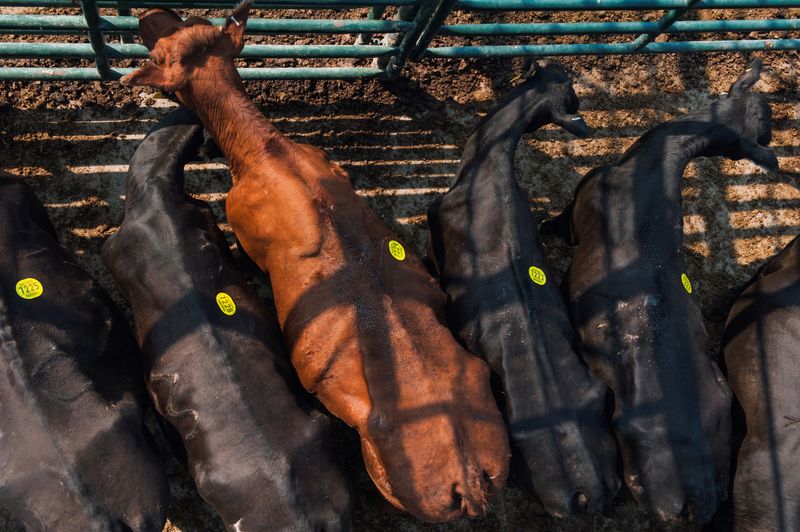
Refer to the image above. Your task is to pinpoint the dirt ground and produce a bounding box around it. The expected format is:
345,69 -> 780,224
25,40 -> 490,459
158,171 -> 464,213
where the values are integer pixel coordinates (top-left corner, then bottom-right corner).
1,5 -> 799,532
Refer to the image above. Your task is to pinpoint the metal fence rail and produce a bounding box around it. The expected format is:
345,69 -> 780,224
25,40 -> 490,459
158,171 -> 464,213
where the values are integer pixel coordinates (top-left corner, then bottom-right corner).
0,0 -> 798,81
431,0 -> 800,58
0,0 -> 429,80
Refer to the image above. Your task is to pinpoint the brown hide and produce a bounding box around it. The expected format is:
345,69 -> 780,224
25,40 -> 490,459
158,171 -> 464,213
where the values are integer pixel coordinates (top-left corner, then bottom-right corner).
122,3 -> 510,523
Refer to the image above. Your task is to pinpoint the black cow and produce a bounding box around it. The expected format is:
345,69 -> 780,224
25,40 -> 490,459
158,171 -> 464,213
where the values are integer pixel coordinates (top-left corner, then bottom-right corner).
426,63 -> 620,517
101,108 -> 352,531
715,235 -> 800,532
540,60 -> 777,523
0,175 -> 168,531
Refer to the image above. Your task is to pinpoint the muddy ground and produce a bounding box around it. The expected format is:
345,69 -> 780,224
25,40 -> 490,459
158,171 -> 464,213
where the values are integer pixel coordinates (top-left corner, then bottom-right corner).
1,4 -> 799,532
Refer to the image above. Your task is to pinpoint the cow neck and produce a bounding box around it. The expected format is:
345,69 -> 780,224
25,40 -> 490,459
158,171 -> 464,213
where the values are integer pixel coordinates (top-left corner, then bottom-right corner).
187,72 -> 287,183
124,122 -> 201,212
618,108 -> 741,202
453,81 -> 549,189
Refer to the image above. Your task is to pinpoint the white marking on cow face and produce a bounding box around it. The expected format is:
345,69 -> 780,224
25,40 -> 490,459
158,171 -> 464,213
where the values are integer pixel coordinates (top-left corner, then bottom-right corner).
623,333 -> 639,343
184,410 -> 200,440
232,518 -> 244,532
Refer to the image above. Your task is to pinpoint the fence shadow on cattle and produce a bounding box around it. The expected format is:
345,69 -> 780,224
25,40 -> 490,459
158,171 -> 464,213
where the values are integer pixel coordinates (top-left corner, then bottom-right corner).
710,238 -> 800,532
0,74 -> 798,531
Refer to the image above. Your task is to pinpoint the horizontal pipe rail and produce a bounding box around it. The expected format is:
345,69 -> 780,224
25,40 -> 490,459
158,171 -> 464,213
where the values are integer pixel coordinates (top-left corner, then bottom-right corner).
0,66 -> 386,80
0,0 -> 417,6
0,0 -> 798,80
455,0 -> 800,8
440,19 -> 800,36
10,0 -> 791,6
628,0 -> 701,51
0,15 -> 415,34
0,42 -> 396,58
426,38 -> 800,57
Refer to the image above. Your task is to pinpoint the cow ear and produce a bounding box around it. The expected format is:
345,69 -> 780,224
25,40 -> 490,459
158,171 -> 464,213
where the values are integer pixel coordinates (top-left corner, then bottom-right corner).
551,112 -> 590,138
224,0 -> 252,51
121,62 -> 172,90
728,59 -> 762,97
139,8 -> 183,50
739,138 -> 778,170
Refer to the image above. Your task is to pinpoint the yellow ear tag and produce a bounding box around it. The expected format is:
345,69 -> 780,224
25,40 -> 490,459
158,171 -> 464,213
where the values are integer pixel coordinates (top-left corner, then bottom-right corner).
16,278 -> 43,300
528,266 -> 547,286
681,273 -> 693,294
216,292 -> 236,316
388,240 -> 406,261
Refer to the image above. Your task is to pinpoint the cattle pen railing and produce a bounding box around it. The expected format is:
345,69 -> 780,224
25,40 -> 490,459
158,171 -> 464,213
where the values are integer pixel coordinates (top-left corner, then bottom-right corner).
0,0 -> 798,80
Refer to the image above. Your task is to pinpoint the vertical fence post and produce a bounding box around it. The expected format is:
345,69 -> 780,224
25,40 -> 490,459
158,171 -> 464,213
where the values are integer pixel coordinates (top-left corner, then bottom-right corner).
355,6 -> 387,45
117,2 -> 133,43
629,0 -> 703,51
408,0 -> 458,60
80,0 -> 112,79
371,4 -> 418,70
385,0 -> 446,78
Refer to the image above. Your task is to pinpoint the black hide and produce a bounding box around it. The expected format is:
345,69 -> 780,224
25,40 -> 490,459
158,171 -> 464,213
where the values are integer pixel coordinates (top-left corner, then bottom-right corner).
716,235 -> 800,532
426,63 -> 620,517
540,59 -> 777,523
101,108 -> 352,532
0,175 -> 168,531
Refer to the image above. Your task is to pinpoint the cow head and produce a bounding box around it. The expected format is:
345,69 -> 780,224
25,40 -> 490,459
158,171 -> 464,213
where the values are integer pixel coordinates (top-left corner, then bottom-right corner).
717,59 -> 778,169
526,62 -> 590,137
121,1 -> 251,101
728,59 -> 778,168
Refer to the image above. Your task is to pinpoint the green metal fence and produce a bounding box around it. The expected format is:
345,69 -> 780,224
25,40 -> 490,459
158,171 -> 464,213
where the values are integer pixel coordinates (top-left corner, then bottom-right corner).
0,0 -> 798,80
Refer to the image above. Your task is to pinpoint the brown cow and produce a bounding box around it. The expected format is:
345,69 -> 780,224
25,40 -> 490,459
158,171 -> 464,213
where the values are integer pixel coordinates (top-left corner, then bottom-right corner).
121,1 -> 510,522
